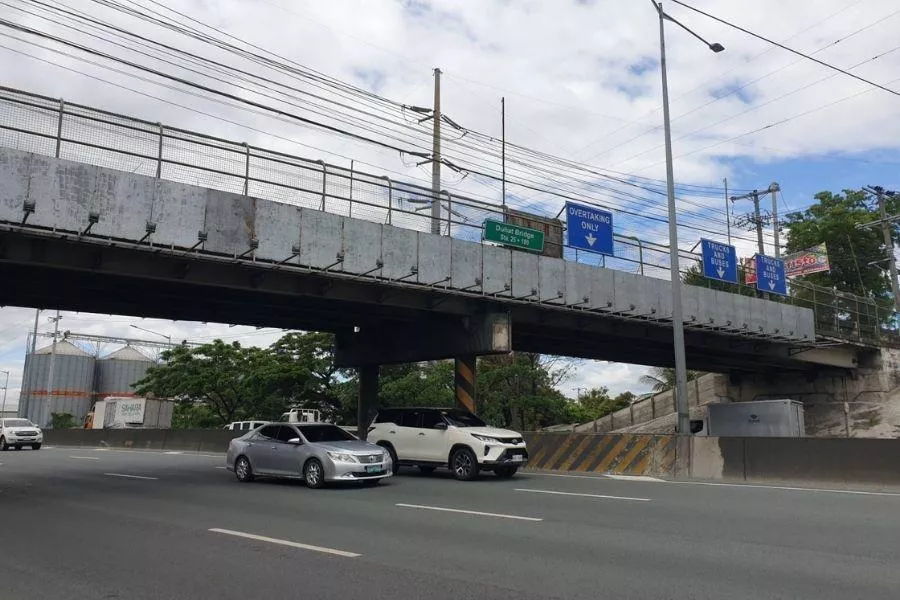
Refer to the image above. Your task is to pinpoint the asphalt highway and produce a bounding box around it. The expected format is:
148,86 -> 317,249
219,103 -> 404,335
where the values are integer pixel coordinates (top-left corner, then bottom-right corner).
1,447 -> 899,599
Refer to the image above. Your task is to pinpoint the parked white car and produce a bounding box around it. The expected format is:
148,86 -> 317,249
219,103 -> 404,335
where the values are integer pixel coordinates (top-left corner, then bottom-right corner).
0,418 -> 44,451
368,408 -> 528,480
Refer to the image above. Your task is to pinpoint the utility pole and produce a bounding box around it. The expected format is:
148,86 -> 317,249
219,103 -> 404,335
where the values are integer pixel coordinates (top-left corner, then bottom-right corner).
861,186 -> 900,312
30,309 -> 40,355
724,177 -> 731,245
770,181 -> 781,257
501,96 -> 506,208
731,183 -> 778,256
45,311 -> 62,428
431,67 -> 442,235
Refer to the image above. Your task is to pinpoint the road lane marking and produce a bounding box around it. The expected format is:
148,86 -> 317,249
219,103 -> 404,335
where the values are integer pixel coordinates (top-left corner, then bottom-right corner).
69,456 -> 100,461
516,488 -> 651,502
604,474 -> 665,482
103,473 -> 158,480
215,466 -> 227,469
164,451 -> 184,455
673,481 -> 900,497
208,528 -> 360,557
396,503 -> 542,522
526,472 -> 607,480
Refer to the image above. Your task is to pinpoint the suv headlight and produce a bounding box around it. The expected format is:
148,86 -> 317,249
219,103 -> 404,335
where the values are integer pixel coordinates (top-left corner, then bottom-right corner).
327,451 -> 358,463
472,434 -> 501,443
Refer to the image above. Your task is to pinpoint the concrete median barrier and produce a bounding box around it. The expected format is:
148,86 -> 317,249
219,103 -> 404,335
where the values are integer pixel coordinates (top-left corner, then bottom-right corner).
43,429 -> 239,452
690,436 -> 900,486
524,432 -> 676,477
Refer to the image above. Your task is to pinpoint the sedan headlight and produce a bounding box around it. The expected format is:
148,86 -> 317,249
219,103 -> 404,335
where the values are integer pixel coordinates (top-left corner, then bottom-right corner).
472,434 -> 501,443
327,451 -> 359,463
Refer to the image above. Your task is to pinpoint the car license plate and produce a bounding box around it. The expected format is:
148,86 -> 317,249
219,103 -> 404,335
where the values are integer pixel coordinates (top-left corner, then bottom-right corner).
365,465 -> 381,473
513,455 -> 524,462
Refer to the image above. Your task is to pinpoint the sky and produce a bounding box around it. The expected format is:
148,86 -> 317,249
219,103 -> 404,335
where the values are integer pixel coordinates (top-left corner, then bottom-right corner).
1,0 -> 900,408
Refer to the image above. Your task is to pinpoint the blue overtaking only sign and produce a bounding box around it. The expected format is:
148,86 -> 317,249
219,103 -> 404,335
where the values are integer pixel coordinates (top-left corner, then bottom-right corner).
755,254 -> 787,296
565,202 -> 614,255
700,239 -> 737,284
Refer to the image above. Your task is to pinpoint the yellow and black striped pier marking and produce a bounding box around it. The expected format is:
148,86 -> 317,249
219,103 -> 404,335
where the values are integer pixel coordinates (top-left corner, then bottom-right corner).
455,356 -> 477,414
524,433 -> 676,477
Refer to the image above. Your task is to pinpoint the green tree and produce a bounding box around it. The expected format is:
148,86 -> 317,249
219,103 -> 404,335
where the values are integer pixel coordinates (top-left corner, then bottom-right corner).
269,332 -> 345,419
639,367 -> 701,393
134,340 -> 298,425
784,189 -> 897,334
476,353 -> 575,430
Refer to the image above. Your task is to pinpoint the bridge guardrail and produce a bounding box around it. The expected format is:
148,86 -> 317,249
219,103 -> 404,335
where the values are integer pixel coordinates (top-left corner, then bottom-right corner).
1,86 -> 896,347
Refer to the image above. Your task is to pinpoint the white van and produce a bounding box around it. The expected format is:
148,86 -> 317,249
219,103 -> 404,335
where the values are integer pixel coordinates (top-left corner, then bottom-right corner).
225,420 -> 267,432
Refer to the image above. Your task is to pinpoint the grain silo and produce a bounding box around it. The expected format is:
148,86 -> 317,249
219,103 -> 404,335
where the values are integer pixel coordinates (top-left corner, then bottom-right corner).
95,346 -> 154,402
19,340 -> 96,428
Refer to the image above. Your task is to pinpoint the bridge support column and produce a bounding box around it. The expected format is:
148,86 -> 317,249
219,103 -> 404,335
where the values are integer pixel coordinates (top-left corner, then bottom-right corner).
454,356 -> 477,414
356,365 -> 379,441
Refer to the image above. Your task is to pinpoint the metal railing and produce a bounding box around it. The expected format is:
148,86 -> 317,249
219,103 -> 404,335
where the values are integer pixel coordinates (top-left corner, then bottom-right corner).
0,86 -> 896,348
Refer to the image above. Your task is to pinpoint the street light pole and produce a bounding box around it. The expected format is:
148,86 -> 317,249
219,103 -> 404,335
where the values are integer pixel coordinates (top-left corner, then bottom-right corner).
652,0 -> 723,437
1,370 -> 9,416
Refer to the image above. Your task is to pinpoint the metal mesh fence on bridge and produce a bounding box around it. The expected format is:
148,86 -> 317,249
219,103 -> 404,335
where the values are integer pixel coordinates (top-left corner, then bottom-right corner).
0,86 -> 896,348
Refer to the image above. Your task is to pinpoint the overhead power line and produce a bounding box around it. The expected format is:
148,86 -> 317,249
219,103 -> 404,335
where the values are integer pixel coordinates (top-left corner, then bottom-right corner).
671,0 -> 900,99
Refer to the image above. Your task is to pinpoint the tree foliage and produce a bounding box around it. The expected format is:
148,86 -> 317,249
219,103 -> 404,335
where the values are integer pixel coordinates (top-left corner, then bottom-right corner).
639,367 -> 702,393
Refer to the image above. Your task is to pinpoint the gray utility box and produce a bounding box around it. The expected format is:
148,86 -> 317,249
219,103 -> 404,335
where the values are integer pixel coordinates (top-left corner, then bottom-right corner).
707,400 -> 805,438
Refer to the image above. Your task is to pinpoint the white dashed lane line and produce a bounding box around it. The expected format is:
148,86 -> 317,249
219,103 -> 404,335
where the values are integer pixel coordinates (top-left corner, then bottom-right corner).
396,503 -> 543,522
103,473 -> 159,481
208,528 -> 360,558
515,488 -> 651,502
69,456 -> 100,461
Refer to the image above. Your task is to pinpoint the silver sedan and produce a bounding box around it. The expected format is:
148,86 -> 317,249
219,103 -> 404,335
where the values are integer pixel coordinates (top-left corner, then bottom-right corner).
226,423 -> 392,488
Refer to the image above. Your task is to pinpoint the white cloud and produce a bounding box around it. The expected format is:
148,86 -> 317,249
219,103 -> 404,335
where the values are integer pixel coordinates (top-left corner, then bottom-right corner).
1,0 -> 898,401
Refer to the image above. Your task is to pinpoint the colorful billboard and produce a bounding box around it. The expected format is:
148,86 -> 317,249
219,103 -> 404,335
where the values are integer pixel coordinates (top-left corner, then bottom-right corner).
741,244 -> 830,285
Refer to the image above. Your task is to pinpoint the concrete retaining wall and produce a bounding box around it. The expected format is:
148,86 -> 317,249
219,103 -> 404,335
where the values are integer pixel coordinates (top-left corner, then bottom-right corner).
44,428 -> 241,452
690,436 -> 900,486
524,432 -> 676,477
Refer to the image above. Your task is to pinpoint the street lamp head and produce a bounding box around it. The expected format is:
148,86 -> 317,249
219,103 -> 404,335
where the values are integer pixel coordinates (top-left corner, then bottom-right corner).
709,42 -> 725,53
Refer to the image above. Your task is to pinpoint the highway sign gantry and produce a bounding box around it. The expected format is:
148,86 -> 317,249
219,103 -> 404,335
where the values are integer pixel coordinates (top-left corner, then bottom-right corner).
565,202 -> 614,255
700,239 -> 738,284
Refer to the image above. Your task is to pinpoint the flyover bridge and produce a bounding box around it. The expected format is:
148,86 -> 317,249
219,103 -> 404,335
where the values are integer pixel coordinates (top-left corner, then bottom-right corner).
0,87 -> 893,424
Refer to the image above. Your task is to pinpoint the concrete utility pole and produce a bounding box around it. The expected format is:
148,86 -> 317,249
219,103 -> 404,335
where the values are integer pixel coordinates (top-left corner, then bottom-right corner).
770,181 -> 781,257
652,0 -> 724,438
1,370 -> 9,416
724,177 -> 731,245
431,68 -> 442,235
501,96 -> 506,207
45,311 -> 62,428
861,186 -> 900,312
731,183 -> 779,256
30,309 -> 40,355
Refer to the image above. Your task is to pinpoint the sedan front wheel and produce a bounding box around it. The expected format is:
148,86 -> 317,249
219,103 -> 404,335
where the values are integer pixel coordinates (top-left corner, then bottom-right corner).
304,458 -> 325,489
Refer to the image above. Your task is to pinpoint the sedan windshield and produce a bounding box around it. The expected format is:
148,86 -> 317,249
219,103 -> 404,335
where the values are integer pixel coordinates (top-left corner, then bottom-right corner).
298,424 -> 356,443
439,409 -> 486,428
2,419 -> 33,428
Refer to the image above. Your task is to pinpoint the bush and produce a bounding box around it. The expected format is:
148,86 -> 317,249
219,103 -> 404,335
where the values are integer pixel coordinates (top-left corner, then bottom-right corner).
51,412 -> 77,429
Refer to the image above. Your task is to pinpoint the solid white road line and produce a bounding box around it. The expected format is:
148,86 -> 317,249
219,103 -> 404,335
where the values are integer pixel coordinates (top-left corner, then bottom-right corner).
69,456 -> 100,461
673,481 -> 900,497
215,466 -> 227,470
208,528 -> 360,558
396,503 -> 543,522
526,472 -> 608,480
603,474 -> 665,483
103,473 -> 158,480
516,488 -> 651,502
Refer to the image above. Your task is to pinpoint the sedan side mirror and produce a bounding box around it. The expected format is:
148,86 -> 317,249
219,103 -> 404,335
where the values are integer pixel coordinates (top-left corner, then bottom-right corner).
287,437 -> 303,445
434,422 -> 448,430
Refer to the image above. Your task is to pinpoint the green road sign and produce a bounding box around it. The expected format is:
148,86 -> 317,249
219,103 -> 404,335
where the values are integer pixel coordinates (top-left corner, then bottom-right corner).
483,219 -> 545,252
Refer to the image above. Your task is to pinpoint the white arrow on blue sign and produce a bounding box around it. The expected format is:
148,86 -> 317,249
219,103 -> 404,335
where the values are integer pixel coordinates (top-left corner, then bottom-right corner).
755,254 -> 787,296
565,202 -> 614,255
700,239 -> 738,284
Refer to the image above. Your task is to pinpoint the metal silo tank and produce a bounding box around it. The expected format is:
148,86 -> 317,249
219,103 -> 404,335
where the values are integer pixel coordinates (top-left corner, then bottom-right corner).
95,346 -> 154,405
22,341 -> 96,428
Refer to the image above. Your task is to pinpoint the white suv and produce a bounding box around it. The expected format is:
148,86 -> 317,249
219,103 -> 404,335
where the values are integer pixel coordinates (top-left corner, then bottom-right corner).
0,418 -> 44,451
368,407 -> 528,480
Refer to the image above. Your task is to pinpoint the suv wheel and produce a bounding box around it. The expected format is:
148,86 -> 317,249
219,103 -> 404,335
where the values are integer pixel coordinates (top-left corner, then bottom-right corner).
450,447 -> 479,481
0,436 -> 7,451
380,444 -> 399,475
